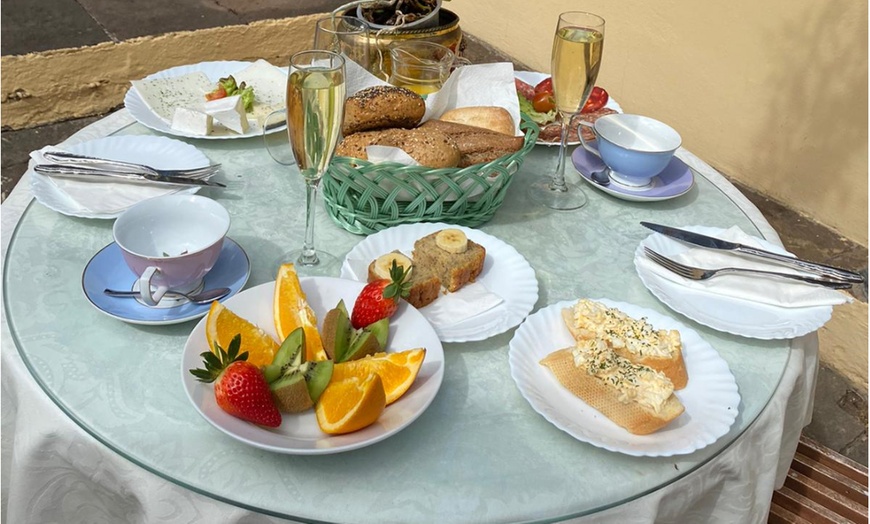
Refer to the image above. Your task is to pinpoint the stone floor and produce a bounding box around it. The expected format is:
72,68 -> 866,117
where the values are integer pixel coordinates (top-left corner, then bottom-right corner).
2,0 -> 867,467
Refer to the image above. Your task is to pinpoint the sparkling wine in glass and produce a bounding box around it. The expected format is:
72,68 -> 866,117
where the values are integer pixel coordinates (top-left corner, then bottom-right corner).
529,12 -> 605,210
278,50 -> 346,274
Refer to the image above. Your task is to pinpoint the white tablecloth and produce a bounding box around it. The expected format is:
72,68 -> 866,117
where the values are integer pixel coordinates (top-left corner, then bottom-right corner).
1,110 -> 817,524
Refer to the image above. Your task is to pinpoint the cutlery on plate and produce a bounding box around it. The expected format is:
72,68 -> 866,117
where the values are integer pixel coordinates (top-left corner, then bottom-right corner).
43,150 -> 221,178
643,246 -> 854,289
640,222 -> 864,284
34,165 -> 226,188
103,287 -> 231,304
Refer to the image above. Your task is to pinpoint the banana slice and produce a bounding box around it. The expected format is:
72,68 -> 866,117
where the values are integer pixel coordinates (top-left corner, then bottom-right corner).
435,229 -> 468,254
373,252 -> 414,279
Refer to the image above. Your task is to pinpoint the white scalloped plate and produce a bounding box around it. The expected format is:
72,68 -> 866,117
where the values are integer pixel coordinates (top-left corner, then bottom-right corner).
634,226 -> 834,339
509,298 -> 740,457
124,60 -> 285,140
341,223 -> 538,343
29,135 -> 206,219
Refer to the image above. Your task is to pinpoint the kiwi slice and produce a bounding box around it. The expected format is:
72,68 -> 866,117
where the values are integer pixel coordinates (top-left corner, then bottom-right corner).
270,373 -> 313,413
262,327 -> 305,383
321,300 -> 351,361
262,326 -> 334,411
304,359 -> 334,403
363,317 -> 390,350
340,330 -> 380,362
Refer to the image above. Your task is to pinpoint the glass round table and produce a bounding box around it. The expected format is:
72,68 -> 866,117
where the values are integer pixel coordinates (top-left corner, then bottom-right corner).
2,110 -> 815,523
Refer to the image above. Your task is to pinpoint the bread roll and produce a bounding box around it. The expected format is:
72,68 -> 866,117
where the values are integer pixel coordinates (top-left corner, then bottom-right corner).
418,119 -> 525,167
540,344 -> 685,435
342,86 -> 426,135
439,106 -> 516,136
562,300 -> 688,389
335,128 -> 460,168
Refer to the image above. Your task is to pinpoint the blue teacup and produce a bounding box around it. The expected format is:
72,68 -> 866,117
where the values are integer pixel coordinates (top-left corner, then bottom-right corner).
578,114 -> 682,187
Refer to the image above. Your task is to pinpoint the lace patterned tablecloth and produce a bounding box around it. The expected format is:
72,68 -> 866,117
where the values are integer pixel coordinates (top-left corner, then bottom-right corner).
2,109 -> 817,524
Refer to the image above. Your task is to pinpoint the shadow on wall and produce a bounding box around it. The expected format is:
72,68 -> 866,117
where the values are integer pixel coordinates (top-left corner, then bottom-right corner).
757,2 -> 868,228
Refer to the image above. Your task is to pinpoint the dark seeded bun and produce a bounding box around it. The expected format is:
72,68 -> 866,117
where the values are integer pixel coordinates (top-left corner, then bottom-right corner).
342,85 -> 426,135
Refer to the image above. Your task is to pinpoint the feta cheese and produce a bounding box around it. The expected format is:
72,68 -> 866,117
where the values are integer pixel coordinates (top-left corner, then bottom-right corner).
204,95 -> 249,134
132,72 -> 213,123
171,107 -> 213,136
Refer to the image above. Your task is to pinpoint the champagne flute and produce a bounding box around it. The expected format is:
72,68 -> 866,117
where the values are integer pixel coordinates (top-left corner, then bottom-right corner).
278,50 -> 347,274
529,11 -> 605,210
314,15 -> 372,73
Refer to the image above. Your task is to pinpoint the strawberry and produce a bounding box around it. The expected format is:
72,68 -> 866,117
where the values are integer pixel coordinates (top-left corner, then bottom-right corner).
351,260 -> 410,329
189,334 -> 281,427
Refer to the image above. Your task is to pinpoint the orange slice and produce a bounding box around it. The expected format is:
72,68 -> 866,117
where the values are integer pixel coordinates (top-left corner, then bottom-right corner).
331,348 -> 426,405
315,373 -> 386,435
205,301 -> 279,368
273,263 -> 327,361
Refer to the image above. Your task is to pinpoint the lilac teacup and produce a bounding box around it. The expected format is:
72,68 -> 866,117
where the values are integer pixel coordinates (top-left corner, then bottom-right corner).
112,194 -> 230,307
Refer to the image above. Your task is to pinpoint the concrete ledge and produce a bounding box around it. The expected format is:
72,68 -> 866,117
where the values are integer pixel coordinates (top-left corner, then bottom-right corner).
1,16 -> 322,130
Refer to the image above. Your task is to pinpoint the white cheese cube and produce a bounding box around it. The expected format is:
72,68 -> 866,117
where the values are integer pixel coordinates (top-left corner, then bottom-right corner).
170,107 -> 213,136
204,95 -> 250,134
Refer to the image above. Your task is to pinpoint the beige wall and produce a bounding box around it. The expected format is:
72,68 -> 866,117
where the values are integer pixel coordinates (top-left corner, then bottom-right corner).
452,0 -> 868,247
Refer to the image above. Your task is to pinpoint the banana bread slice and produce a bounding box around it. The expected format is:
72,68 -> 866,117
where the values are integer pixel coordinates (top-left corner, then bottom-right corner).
367,253 -> 441,309
412,232 -> 486,292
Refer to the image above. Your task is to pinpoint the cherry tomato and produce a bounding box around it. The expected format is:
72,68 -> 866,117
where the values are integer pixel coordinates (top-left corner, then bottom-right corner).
532,91 -> 555,113
534,77 -> 554,96
205,85 -> 227,101
581,86 -> 609,113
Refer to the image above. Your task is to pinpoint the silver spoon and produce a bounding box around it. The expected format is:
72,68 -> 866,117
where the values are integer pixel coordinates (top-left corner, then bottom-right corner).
103,287 -> 231,304
590,168 -> 611,186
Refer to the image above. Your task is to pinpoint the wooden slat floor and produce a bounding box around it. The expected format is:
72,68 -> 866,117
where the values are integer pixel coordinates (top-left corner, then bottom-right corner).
770,436 -> 868,524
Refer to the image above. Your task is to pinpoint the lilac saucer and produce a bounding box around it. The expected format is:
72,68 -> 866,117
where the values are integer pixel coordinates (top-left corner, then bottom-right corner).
571,146 -> 695,202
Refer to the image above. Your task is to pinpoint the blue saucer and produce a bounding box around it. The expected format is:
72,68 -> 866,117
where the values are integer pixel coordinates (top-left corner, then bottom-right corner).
82,238 -> 250,325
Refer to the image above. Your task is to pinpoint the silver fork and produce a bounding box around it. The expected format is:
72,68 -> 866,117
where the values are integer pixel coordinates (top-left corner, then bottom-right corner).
643,247 -> 853,289
43,151 -> 221,179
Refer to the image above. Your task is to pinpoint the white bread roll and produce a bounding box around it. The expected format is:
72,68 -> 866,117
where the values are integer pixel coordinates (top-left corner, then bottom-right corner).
439,106 -> 516,136
540,344 -> 685,435
561,300 -> 688,390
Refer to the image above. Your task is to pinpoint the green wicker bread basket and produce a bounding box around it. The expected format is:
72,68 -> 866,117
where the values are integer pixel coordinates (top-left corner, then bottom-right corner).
322,114 -> 540,235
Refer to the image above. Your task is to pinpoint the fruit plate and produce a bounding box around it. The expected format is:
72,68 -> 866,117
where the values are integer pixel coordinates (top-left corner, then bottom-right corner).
508,298 -> 740,457
340,223 -> 538,343
180,277 -> 445,454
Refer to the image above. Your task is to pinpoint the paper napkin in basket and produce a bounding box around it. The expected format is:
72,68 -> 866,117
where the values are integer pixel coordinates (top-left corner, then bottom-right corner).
638,226 -> 852,308
345,255 -> 504,325
29,147 -> 196,217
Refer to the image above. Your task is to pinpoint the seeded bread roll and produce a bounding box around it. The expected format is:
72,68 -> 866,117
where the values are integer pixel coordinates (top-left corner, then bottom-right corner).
418,119 -> 525,167
540,344 -> 685,435
336,128 -> 461,168
342,85 -> 426,135
439,106 -> 516,136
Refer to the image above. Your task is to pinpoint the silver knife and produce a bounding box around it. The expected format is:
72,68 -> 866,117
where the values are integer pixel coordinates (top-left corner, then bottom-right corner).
43,151 -> 221,178
640,221 -> 864,284
34,164 -> 226,188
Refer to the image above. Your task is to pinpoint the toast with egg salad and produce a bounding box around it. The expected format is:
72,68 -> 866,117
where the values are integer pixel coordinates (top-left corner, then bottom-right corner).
561,299 -> 688,389
540,339 -> 685,435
